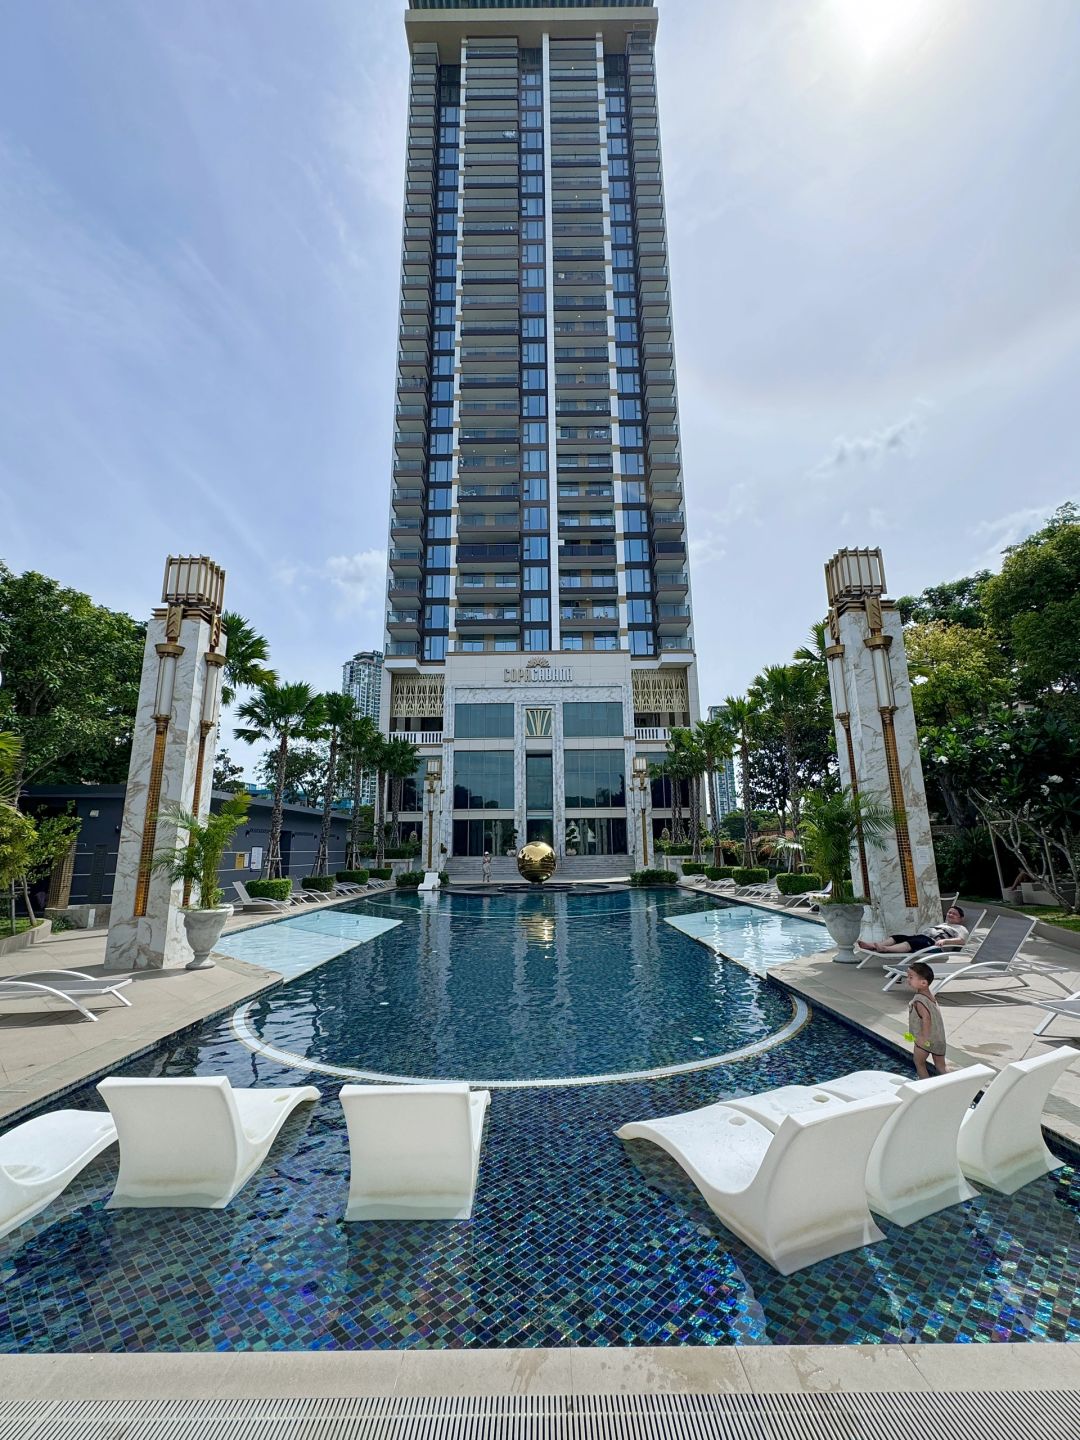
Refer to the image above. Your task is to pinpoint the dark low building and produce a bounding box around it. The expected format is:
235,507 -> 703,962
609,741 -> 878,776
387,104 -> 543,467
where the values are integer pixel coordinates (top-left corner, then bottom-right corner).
23,786 -> 353,910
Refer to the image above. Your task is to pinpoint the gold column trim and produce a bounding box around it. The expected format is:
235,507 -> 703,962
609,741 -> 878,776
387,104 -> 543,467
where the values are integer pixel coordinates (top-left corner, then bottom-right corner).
881,709 -> 918,907
134,720 -> 169,918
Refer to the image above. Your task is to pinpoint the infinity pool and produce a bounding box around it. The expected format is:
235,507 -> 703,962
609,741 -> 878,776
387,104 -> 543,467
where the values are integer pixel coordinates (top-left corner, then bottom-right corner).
2,890 -> 1078,1352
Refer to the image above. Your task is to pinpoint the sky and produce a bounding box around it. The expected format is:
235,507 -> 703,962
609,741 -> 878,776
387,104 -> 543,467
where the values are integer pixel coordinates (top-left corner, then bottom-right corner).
2,0 -> 1079,769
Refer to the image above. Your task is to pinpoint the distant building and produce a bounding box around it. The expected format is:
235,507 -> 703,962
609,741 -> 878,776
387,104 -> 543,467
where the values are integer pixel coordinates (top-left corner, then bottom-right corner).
707,706 -> 739,819
342,650 -> 384,806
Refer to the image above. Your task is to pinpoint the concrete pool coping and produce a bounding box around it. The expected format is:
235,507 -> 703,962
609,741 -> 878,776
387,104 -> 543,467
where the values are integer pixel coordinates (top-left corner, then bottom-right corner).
3,1342 -> 1080,1400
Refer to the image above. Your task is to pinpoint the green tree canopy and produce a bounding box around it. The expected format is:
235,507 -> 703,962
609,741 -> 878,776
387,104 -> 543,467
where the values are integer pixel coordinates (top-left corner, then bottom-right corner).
982,503 -> 1080,698
0,564 -> 145,789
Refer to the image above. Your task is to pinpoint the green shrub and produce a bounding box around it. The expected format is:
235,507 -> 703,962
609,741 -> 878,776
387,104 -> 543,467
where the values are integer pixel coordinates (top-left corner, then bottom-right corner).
681,862 -> 707,875
705,866 -> 734,881
301,876 -> 335,893
438,872 -> 450,887
395,870 -> 425,888
732,866 -> 770,886
369,867 -> 393,881
336,870 -> 370,885
775,872 -> 823,896
247,878 -> 293,902
629,869 -> 678,887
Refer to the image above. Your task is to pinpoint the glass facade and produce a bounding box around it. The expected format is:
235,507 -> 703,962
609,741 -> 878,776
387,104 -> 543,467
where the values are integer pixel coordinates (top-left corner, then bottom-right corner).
454,752 -> 516,809
387,2 -> 692,667
563,702 -> 624,737
455,703 -> 515,738
564,750 -> 626,809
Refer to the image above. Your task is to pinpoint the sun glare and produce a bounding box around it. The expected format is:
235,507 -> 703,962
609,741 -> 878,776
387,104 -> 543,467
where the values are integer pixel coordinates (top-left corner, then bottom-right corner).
831,0 -> 939,64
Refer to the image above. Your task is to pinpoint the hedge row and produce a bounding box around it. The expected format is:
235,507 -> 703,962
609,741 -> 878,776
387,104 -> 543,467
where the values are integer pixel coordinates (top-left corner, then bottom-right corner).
395,871 -> 451,889
681,861 -> 707,875
775,872 -> 823,896
705,866 -> 735,881
336,870 -> 370,885
732,866 -> 770,886
246,879 -> 292,902
301,876 -> 336,893
368,868 -> 393,882
629,869 -> 678,887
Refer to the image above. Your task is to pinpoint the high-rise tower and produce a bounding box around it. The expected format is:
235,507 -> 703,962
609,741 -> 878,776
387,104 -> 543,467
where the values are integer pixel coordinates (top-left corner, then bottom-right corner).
342,650 -> 384,806
382,0 -> 699,866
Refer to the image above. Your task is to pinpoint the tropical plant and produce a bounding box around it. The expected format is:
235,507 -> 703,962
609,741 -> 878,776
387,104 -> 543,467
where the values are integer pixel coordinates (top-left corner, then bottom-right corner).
212,748 -> 246,793
219,612 -> 276,708
342,715 -> 382,869
799,789 -> 895,904
314,692 -> 357,876
693,715 -> 734,860
717,694 -> 760,868
384,736 -> 421,848
793,621 -> 828,672
0,730 -> 20,808
751,663 -> 821,835
150,792 -> 251,910
235,681 -> 326,877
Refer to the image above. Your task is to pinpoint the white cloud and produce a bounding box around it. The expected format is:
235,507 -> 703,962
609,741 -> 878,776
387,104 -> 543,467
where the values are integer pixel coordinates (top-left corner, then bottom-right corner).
323,549 -> 387,612
808,403 -> 931,481
973,499 -> 1080,571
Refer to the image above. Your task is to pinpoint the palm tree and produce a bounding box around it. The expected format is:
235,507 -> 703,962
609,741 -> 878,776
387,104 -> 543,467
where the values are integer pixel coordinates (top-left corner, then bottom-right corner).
235,681 -> 325,877
718,694 -> 760,868
371,733 -> 390,869
793,621 -> 828,672
314,693 -> 357,876
0,731 -> 20,808
383,736 -> 421,849
752,663 -> 819,836
342,715 -> 382,869
800,788 -> 895,903
660,728 -> 705,855
220,613 -> 276,708
694,715 -> 734,860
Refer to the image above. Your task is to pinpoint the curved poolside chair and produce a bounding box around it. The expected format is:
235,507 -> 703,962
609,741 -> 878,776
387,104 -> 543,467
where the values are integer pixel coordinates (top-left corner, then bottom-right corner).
0,1109 -> 117,1240
880,916 -> 1054,994
98,1076 -> 319,1209
955,1049 -> 1079,1195
616,1092 -> 900,1275
0,969 -> 133,1023
339,1083 -> 490,1221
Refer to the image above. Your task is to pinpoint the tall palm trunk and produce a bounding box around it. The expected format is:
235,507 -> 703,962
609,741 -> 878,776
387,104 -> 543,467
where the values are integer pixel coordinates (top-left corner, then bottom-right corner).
740,732 -> 754,868
391,778 -> 402,846
783,721 -> 800,834
689,777 -> 702,862
315,729 -> 340,877
267,734 -> 288,878
670,776 -> 684,843
347,758 -> 365,870
375,768 -> 387,868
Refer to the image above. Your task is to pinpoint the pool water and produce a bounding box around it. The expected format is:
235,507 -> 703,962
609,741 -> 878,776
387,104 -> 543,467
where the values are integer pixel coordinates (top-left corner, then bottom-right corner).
235,890 -> 827,1083
1,890 -> 1078,1352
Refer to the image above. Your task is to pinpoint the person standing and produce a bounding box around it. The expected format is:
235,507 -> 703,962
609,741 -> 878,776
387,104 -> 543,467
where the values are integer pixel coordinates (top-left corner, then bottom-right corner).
906,962 -> 948,1079
481,851 -> 492,884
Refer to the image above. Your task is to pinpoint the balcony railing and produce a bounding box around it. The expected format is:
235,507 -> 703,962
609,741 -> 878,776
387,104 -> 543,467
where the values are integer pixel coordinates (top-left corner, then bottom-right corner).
635,726 -> 670,743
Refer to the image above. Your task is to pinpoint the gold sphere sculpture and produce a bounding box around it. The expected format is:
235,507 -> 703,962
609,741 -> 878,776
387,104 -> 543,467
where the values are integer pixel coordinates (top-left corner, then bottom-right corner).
517,841 -> 557,884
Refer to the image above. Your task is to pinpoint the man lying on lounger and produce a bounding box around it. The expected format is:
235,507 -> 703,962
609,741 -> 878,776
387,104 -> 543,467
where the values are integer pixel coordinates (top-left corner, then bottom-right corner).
856,906 -> 969,956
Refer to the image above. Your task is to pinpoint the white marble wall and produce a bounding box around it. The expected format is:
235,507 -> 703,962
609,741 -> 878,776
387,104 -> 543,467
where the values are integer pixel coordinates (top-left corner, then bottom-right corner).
104,612 -> 222,971
834,604 -> 942,939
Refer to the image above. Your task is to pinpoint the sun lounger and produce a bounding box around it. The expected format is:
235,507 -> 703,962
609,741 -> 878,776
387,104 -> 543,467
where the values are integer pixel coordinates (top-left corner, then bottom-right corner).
827,1066 -> 994,1224
616,1091 -> 900,1274
418,872 -> 442,892
0,1110 -> 117,1240
954,1049 -> 1079,1195
1027,989 -> 1080,1037
98,1076 -> 319,1209
233,881 -> 289,914
857,898 -> 975,970
339,1083 -> 490,1220
880,915 -> 1048,993
0,968 -> 133,1023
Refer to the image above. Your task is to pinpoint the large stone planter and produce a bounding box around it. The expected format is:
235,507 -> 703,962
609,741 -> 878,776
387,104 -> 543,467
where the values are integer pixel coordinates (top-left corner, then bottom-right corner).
181,905 -> 233,971
821,902 -> 865,961
0,920 -> 51,958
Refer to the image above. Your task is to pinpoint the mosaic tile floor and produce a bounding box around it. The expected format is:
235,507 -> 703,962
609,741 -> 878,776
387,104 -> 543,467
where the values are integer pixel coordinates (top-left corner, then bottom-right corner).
2,1011 -> 1078,1351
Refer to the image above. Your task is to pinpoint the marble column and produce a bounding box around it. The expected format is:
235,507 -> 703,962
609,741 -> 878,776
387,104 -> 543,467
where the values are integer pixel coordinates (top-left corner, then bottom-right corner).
825,549 -> 942,940
105,559 -> 227,971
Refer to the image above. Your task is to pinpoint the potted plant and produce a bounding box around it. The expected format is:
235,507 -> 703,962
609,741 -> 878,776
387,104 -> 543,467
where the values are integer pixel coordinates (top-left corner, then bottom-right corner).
565,821 -> 580,857
152,792 -> 250,970
799,789 -> 894,961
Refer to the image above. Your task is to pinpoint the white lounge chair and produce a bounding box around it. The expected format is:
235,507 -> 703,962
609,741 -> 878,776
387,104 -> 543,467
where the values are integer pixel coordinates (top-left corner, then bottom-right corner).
955,1049 -> 1079,1195
857,897 -> 974,969
0,969 -> 133,1023
98,1076 -> 319,1209
339,1083 -> 490,1221
0,1109 -> 117,1240
233,881 -> 289,914
616,1092 -> 900,1274
881,915 -> 1052,993
1027,990 -> 1080,1037
822,1065 -> 995,1225
418,871 -> 442,892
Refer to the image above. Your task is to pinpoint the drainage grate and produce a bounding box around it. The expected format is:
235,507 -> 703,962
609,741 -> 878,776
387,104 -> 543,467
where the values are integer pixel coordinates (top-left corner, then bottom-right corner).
2,1392 -> 1078,1440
